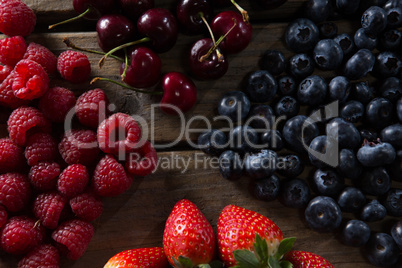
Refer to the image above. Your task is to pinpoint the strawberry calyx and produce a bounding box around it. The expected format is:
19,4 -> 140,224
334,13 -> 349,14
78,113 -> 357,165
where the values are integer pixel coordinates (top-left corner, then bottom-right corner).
173,256 -> 224,268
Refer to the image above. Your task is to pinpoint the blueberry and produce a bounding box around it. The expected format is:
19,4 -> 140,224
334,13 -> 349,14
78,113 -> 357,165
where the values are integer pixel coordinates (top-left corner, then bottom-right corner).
313,39 -> 343,70
328,76 -> 350,102
246,70 -> 278,103
253,175 -> 280,201
279,178 -> 311,208
374,51 -> 402,78
383,1 -> 402,28
354,28 -> 378,50
360,199 -> 387,222
277,154 -> 304,178
379,29 -> 402,51
326,117 -> 361,149
337,187 -> 366,213
304,196 -> 342,232
283,115 -> 320,153
343,49 -> 375,80
260,49 -> 286,76
380,123 -> 402,148
260,130 -> 283,151
357,139 -> 396,167
391,221 -> 402,250
358,167 -> 391,196
275,96 -> 300,118
285,18 -> 320,53
379,76 -> 402,102
297,75 -> 327,106
359,129 -> 378,141
388,149 -> 402,181
341,220 -> 371,247
398,97 -> 402,121
340,100 -> 364,123
304,0 -> 332,23
364,233 -> 399,267
278,75 -> 297,95
218,91 -> 251,122
361,6 -> 388,36
337,148 -> 362,180
218,150 -> 243,180
230,126 -> 259,154
244,149 -> 277,179
312,168 -> 345,197
365,97 -> 394,129
333,33 -> 356,59
381,188 -> 402,217
198,129 -> 228,156
247,104 -> 275,130
335,0 -> 360,15
318,22 -> 338,39
288,53 -> 314,79
352,81 -> 375,104
308,135 -> 339,169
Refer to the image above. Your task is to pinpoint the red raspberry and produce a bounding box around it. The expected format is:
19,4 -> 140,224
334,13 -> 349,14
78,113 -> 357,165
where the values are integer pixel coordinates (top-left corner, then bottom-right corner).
125,140 -> 158,177
0,72 -> 30,109
0,0 -> 36,37
38,87 -> 76,123
12,59 -> 49,100
58,129 -> 100,166
0,138 -> 26,174
33,192 -> 67,230
0,205 -> 7,229
69,192 -> 103,222
0,216 -> 45,255
58,164 -> 89,198
8,107 -> 51,146
18,244 -> 60,268
25,132 -> 58,166
0,64 -> 12,82
23,42 -> 57,75
51,219 -> 94,260
0,36 -> 27,66
93,155 -> 133,197
0,173 -> 31,212
28,162 -> 60,191
97,113 -> 142,156
57,50 -> 91,84
75,88 -> 109,128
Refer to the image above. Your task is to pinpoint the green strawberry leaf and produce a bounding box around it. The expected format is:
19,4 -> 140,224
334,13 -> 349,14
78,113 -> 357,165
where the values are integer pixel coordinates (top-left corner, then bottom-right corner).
268,256 -> 281,268
275,237 -> 296,260
253,233 -> 269,264
233,249 -> 261,268
175,256 -> 194,268
280,260 -> 293,268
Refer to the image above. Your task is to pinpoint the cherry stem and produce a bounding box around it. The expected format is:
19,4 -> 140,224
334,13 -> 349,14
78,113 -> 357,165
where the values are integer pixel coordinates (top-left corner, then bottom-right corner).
49,8 -> 91,29
63,38 -> 124,62
231,0 -> 249,23
199,12 -> 216,45
91,77 -> 163,95
121,48 -> 129,81
99,37 -> 151,68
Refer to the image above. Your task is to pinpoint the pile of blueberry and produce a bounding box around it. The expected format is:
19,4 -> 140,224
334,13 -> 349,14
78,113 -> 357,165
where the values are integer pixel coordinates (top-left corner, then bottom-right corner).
198,0 -> 402,266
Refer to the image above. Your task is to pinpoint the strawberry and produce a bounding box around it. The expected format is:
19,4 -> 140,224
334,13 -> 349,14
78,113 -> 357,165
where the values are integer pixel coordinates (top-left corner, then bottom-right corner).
103,247 -> 169,268
163,199 -> 217,267
283,250 -> 334,268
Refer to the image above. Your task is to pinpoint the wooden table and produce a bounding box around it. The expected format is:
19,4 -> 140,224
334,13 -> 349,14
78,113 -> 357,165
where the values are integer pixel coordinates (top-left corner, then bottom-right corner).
0,0 -> 401,267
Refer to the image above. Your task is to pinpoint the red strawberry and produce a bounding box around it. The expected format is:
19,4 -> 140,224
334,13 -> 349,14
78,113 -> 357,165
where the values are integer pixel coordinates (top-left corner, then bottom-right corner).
104,247 -> 169,268
283,250 -> 334,268
163,199 -> 216,267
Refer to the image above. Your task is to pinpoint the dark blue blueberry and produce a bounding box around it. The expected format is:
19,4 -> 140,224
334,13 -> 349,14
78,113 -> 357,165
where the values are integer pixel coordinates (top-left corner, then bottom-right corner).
357,139 -> 396,167
333,33 -> 356,59
297,75 -> 327,106
354,28 -> 378,50
253,175 -> 280,201
379,29 -> 402,51
360,199 -> 387,222
337,187 -> 366,213
374,51 -> 402,78
358,167 -> 391,196
387,149 -> 402,181
275,96 -> 300,118
277,154 -> 304,178
218,91 -> 250,122
379,76 -> 402,102
312,168 -> 345,197
344,49 -> 375,80
283,115 -> 320,153
341,220 -> 371,247
260,130 -> 283,151
244,149 -> 277,179
288,53 -> 314,79
337,148 -> 362,180
198,129 -> 227,156
365,97 -> 394,129
246,70 -> 278,103
218,150 -> 243,180
279,178 -> 311,208
318,22 -> 338,39
304,0 -> 332,23
260,49 -> 286,76
313,39 -> 343,70
285,18 -> 320,53
304,196 -> 342,232
340,100 -> 364,123
352,81 -> 375,104
398,97 -> 402,121
326,117 -> 361,149
359,129 -> 378,141
361,6 -> 388,35
380,123 -> 402,148
247,104 -> 275,130
230,126 -> 259,154
278,75 -> 296,96
384,0 -> 402,28
335,0 -> 360,15
364,233 -> 400,267
328,76 -> 350,102
308,135 -> 339,169
391,221 -> 402,250
381,188 -> 402,217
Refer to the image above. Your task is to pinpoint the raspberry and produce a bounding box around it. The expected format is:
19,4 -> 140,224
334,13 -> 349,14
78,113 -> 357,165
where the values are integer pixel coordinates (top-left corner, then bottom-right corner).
28,162 -> 60,191
97,113 -> 142,156
0,173 -> 31,212
18,244 -> 60,268
0,64 -> 12,82
38,87 -> 76,123
0,138 -> 26,173
75,88 -> 109,128
125,140 -> 158,177
0,72 -> 30,109
0,216 -> 45,255
33,192 -> 67,230
0,36 -> 27,66
58,164 -> 89,198
8,107 -> 51,146
25,132 -> 58,166
93,155 -> 133,197
0,0 -> 36,37
57,50 -> 91,84
0,205 -> 7,229
12,59 -> 49,100
58,129 -> 100,166
69,192 -> 103,222
23,42 -> 57,75
51,219 -> 94,260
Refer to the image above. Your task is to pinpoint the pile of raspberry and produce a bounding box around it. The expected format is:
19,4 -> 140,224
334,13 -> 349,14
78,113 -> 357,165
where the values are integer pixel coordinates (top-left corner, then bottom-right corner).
0,1 -> 158,267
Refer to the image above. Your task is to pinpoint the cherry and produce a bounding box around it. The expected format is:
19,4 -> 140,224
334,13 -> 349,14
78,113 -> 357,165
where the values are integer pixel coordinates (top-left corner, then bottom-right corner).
119,0 -> 155,22
257,0 -> 287,9
176,0 -> 213,35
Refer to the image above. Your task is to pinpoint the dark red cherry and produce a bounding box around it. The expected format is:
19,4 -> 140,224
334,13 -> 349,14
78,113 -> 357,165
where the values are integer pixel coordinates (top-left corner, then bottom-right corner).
96,14 -> 136,52
120,46 -> 162,88
73,0 -> 116,20
119,0 -> 155,21
257,0 -> 287,9
176,0 -> 213,35
211,11 -> 252,54
137,8 -> 179,53
189,38 -> 228,80
160,72 -> 197,115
